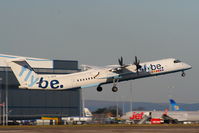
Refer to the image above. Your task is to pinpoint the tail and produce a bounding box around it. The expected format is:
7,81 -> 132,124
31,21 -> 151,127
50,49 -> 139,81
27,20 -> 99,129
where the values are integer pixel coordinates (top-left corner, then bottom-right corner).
7,58 -> 39,89
84,108 -> 93,117
169,99 -> 183,111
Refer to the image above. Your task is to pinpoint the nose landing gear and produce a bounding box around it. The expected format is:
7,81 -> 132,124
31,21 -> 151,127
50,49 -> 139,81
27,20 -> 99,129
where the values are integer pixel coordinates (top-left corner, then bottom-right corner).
111,78 -> 119,92
181,71 -> 186,77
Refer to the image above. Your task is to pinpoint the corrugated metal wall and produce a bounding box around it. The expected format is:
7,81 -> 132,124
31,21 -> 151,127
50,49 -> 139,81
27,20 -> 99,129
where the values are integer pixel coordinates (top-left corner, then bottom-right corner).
6,87 -> 81,119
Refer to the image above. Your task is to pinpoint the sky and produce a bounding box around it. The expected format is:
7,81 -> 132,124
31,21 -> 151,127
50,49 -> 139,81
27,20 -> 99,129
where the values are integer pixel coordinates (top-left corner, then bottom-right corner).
0,0 -> 198,103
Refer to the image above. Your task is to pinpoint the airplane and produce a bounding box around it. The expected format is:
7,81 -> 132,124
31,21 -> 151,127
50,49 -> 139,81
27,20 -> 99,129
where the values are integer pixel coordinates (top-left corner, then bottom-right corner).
62,108 -> 93,124
7,56 -> 192,92
121,99 -> 199,124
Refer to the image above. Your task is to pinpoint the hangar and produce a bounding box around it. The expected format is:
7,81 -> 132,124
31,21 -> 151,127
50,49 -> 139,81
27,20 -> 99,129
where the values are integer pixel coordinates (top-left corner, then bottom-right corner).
0,54 -> 82,121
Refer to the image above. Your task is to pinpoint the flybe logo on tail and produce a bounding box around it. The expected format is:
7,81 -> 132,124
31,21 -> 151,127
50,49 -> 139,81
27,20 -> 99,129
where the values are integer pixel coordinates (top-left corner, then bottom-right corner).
19,65 -> 39,87
38,77 -> 64,89
19,66 -> 64,89
141,64 -> 164,73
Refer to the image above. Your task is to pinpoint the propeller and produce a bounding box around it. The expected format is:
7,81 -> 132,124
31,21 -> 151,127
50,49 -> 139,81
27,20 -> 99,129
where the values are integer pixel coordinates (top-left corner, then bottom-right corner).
117,56 -> 142,74
134,56 -> 142,75
118,56 -> 124,66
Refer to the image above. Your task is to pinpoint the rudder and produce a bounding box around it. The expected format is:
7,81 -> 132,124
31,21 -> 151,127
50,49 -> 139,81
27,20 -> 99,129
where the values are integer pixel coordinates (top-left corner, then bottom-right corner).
169,99 -> 183,111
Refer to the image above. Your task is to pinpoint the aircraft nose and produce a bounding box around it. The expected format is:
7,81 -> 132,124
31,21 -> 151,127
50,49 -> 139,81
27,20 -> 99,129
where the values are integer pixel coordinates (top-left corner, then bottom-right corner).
184,63 -> 192,70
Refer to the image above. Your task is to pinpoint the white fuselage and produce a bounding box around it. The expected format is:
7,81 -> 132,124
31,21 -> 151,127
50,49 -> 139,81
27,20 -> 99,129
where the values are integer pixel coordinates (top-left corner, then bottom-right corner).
122,111 -> 199,122
27,58 -> 191,90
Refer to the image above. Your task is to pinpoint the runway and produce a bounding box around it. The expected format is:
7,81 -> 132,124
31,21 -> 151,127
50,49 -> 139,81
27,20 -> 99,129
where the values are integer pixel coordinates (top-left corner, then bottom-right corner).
0,124 -> 199,133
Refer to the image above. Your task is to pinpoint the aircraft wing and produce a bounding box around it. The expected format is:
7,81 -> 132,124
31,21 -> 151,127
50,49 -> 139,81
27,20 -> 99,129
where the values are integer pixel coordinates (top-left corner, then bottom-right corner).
81,64 -> 103,71
96,73 -> 121,79
82,64 -> 136,79
106,65 -> 130,72
97,71 -> 136,79
81,64 -> 133,72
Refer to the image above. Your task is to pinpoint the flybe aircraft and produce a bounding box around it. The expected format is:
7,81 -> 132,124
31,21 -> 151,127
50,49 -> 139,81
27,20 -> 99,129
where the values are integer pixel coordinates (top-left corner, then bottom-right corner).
8,56 -> 191,92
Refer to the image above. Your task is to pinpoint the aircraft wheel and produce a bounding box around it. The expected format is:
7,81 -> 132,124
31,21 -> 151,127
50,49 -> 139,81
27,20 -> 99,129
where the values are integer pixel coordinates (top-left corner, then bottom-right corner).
181,71 -> 186,77
112,86 -> 118,92
97,86 -> 103,92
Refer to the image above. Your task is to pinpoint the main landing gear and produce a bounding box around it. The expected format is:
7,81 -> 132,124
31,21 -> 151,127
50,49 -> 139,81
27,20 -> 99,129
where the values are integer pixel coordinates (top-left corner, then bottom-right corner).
112,86 -> 118,92
97,85 -> 119,92
97,86 -> 103,92
97,79 -> 119,92
112,78 -> 119,92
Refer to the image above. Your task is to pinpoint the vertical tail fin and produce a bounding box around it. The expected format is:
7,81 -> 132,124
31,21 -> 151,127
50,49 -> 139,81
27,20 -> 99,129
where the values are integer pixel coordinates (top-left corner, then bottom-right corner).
84,108 -> 93,117
8,59 -> 39,89
169,99 -> 183,111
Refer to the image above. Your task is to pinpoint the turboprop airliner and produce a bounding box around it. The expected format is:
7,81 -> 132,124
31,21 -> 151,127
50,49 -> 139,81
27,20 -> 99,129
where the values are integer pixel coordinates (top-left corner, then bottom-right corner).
8,56 -> 191,92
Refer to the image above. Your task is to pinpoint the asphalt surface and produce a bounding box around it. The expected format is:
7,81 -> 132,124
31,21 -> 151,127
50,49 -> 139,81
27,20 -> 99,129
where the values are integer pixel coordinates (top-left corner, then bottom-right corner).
0,125 -> 199,133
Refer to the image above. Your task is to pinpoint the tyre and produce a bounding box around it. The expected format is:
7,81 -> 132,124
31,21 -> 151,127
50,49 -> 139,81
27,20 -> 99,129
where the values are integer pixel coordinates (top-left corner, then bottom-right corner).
97,86 -> 103,92
112,86 -> 118,92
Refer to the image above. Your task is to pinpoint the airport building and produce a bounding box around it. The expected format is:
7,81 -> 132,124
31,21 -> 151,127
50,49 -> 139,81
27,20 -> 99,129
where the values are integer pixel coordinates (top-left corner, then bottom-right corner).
0,54 -> 82,121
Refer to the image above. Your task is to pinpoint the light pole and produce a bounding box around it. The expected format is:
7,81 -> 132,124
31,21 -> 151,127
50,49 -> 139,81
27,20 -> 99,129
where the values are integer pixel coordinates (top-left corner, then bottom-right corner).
5,67 -> 8,125
0,78 -> 2,125
168,86 -> 174,111
121,96 -> 125,116
130,81 -> 133,112
114,90 -> 119,118
82,88 -> 85,117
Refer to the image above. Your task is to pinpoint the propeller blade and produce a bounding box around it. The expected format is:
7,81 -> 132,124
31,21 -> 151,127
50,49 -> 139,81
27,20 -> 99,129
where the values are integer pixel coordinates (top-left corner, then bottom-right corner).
118,56 -> 123,66
134,56 -> 142,75
134,56 -> 137,64
137,59 -> 140,65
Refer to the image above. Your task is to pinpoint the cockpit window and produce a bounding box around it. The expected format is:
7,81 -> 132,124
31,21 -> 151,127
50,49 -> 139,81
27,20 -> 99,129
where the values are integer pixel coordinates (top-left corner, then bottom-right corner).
174,60 -> 181,63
